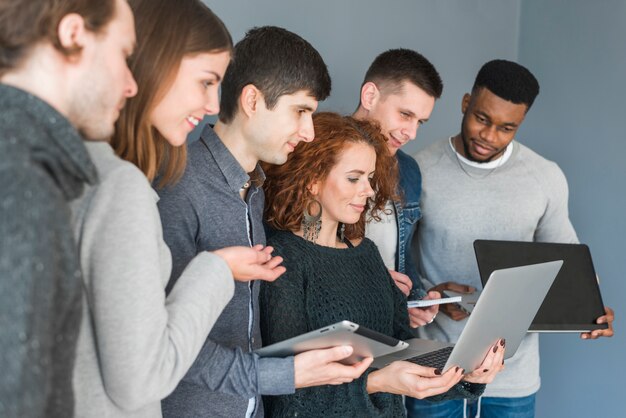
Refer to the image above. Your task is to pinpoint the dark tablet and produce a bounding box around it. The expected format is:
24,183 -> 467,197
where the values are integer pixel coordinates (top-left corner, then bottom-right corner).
473,240 -> 608,332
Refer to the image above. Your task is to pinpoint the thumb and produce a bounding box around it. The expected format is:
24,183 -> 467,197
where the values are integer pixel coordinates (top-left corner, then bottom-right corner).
319,345 -> 353,363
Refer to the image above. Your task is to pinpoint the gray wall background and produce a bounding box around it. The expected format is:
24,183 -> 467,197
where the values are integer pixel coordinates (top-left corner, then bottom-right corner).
204,1 -> 624,416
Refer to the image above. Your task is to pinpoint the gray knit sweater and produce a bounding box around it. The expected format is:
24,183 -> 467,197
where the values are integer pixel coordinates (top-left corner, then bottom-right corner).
0,84 -> 97,417
70,141 -> 234,417
414,138 -> 578,398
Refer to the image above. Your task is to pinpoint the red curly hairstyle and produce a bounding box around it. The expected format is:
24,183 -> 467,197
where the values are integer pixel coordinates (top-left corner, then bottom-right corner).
263,112 -> 399,240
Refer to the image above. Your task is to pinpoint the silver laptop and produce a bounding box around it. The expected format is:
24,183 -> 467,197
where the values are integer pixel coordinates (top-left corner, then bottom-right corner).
371,260 -> 563,372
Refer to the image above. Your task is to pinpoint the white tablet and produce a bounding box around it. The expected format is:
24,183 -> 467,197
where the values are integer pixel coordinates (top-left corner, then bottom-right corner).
255,320 -> 409,364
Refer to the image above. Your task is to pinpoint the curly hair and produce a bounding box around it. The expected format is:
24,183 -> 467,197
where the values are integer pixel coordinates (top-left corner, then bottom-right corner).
263,112 -> 399,240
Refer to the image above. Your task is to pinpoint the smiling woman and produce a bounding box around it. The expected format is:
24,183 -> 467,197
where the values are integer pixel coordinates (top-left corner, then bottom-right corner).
68,0 -> 286,417
111,0 -> 233,186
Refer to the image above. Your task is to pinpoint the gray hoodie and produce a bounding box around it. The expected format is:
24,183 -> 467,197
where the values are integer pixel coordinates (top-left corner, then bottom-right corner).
0,84 -> 97,418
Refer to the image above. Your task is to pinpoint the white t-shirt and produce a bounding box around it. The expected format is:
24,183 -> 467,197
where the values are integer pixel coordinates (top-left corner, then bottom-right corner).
364,200 -> 397,270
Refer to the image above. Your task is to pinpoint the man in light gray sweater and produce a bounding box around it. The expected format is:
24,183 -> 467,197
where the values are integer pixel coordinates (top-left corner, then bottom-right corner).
407,60 -> 615,417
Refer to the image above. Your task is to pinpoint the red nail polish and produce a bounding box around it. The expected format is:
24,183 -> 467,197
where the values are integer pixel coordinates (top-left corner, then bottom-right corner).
483,369 -> 489,373
493,345 -> 498,353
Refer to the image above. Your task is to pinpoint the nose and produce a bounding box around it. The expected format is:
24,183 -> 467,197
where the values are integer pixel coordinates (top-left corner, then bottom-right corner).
204,86 -> 220,116
401,119 -> 419,142
362,179 -> 375,198
480,125 -> 498,143
299,115 -> 315,143
126,67 -> 138,98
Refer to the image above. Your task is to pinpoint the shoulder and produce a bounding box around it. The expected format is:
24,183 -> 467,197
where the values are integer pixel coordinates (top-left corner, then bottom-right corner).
85,142 -> 152,199
414,138 -> 449,170
515,142 -> 568,190
396,149 -> 419,169
267,230 -> 301,255
0,146 -> 67,210
73,142 -> 157,230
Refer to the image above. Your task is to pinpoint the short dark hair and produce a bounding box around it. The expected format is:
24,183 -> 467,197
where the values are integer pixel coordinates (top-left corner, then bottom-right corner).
0,0 -> 116,76
219,26 -> 331,124
472,59 -> 540,109
362,48 -> 443,99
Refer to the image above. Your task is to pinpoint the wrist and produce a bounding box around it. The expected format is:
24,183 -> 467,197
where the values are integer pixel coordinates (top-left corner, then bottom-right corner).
366,370 -> 382,394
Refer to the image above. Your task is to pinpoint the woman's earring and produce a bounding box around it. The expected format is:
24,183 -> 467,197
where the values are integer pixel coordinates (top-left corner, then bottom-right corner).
339,223 -> 346,242
302,200 -> 322,242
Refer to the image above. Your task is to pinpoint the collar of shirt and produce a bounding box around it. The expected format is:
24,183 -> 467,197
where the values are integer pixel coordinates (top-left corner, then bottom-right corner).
199,125 -> 266,194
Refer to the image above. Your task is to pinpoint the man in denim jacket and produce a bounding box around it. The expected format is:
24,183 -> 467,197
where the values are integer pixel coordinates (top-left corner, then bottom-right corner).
354,49 -> 442,327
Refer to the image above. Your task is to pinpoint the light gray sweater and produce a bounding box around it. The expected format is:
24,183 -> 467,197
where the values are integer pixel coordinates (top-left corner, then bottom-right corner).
414,138 -> 578,398
70,142 -> 235,417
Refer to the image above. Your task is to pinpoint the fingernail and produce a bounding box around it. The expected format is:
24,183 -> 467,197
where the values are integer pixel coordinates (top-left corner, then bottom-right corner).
343,346 -> 353,355
483,369 -> 489,373
434,369 -> 441,375
502,359 -> 505,365
493,345 -> 498,353
501,339 -> 506,347
455,366 -> 460,372
461,369 -> 465,374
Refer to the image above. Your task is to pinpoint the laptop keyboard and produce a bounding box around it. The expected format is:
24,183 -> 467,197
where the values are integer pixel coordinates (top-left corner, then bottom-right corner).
406,346 -> 454,370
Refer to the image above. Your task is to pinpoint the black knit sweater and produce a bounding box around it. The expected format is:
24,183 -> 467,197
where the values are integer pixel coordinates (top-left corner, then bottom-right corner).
260,230 -> 483,418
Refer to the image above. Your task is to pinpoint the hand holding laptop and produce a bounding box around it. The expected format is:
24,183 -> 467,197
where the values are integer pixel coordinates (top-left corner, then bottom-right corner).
428,282 -> 476,321
581,306 -> 615,340
463,339 -> 506,384
366,361 -> 464,399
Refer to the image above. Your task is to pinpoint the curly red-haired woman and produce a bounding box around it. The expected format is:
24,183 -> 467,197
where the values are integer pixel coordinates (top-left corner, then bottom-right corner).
260,112 -> 502,417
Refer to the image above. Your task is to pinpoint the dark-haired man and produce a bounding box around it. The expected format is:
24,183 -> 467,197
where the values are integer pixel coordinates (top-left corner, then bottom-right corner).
0,0 -> 137,416
408,59 -> 614,417
158,26 -> 370,418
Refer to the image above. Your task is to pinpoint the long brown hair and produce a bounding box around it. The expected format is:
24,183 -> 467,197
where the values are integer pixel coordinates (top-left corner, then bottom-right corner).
263,112 -> 399,240
111,0 -> 232,186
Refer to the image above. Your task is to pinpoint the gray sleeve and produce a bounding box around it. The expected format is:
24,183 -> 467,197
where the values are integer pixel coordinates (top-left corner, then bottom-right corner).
157,181 -> 296,397
533,162 -> 579,244
156,185 -> 202,293
78,165 -> 234,410
0,166 -> 80,418
181,341 -> 295,396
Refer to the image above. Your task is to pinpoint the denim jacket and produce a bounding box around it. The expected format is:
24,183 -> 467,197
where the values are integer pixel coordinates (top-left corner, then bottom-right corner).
394,149 -> 426,297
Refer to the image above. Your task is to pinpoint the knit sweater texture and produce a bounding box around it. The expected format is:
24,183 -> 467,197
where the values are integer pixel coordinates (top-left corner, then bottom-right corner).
414,138 -> 578,398
261,231 -> 484,417
70,141 -> 234,417
0,84 -> 96,418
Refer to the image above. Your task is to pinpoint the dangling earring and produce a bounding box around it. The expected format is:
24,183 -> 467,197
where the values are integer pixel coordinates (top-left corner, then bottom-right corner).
339,223 -> 346,243
302,199 -> 322,242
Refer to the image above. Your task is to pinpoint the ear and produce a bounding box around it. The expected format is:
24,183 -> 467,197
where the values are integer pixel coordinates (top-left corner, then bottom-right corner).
240,84 -> 263,118
360,82 -> 381,111
307,180 -> 320,197
57,13 -> 88,54
461,93 -> 471,114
